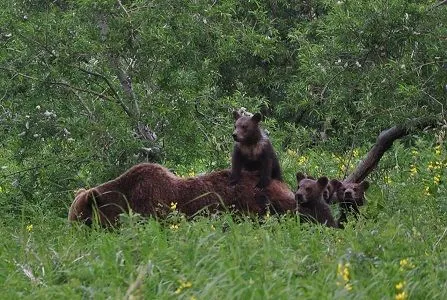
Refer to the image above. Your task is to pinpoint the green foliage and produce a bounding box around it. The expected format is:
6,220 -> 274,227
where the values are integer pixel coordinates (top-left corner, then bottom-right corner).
1,1 -> 446,208
0,2 -> 447,296
1,140 -> 446,298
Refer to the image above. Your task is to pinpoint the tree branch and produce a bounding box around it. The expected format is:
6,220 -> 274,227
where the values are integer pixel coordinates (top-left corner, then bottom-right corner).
429,0 -> 447,10
1,66 -> 135,117
70,64 -> 134,118
98,13 -> 140,120
345,117 -> 440,183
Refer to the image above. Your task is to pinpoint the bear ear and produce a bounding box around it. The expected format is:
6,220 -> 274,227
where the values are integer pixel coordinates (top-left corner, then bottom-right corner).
329,179 -> 342,190
69,188 -> 97,222
359,180 -> 370,191
317,176 -> 329,188
251,112 -> 262,123
75,188 -> 87,196
78,189 -> 101,207
296,172 -> 306,183
233,110 -> 242,120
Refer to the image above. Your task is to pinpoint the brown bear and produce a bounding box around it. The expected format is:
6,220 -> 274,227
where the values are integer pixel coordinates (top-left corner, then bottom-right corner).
335,181 -> 370,228
68,163 -> 296,227
295,174 -> 341,205
324,179 -> 343,204
295,172 -> 338,228
230,110 -> 282,189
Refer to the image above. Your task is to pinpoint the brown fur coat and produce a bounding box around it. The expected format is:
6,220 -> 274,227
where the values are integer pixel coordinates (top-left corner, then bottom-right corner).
68,163 -> 296,227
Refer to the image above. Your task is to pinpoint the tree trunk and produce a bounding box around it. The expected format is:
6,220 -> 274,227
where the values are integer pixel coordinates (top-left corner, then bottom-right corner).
345,118 -> 439,183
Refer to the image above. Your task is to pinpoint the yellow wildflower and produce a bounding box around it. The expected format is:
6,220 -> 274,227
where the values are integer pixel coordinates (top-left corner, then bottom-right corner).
170,224 -> 179,230
287,149 -> 297,157
297,155 -> 307,165
395,291 -> 408,300
264,210 -> 271,220
352,148 -> 360,158
395,281 -> 405,290
384,175 -> 392,184
434,145 -> 441,155
175,279 -> 192,294
26,224 -> 33,232
188,170 -> 196,177
434,175 -> 441,185
409,165 -> 417,176
210,224 -> 215,231
342,264 -> 350,282
337,262 -> 352,290
427,162 -> 434,170
424,186 -> 431,196
411,149 -> 418,156
170,202 -> 177,211
400,258 -> 415,270
345,283 -> 353,291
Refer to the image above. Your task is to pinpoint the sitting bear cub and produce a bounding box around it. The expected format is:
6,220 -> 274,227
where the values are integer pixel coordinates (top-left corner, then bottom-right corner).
230,110 -> 282,188
336,181 -> 370,227
295,172 -> 337,228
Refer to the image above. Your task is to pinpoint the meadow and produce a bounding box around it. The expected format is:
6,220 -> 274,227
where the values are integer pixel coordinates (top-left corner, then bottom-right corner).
1,1 -> 446,299
1,138 -> 446,300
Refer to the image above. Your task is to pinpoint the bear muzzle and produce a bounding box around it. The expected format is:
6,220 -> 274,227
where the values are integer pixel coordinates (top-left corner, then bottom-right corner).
295,193 -> 306,204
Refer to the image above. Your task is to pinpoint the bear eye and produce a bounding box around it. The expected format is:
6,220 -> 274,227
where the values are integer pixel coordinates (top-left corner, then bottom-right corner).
353,187 -> 358,192
305,187 -> 312,193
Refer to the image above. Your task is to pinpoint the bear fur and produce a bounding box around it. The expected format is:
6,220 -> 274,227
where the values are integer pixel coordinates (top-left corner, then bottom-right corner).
68,163 -> 296,227
295,172 -> 338,228
230,110 -> 282,188
324,179 -> 343,204
335,181 -> 370,228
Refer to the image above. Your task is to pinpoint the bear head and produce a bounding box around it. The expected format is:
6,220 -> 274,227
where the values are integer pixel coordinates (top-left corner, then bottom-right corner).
324,179 -> 343,204
232,110 -> 263,145
336,181 -> 370,208
295,172 -> 329,205
68,188 -> 128,227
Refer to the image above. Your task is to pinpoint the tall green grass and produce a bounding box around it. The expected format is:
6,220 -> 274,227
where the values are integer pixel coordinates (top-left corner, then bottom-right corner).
1,140 -> 446,299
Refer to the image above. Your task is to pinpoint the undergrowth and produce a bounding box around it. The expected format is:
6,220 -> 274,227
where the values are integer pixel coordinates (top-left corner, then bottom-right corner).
0,139 -> 446,299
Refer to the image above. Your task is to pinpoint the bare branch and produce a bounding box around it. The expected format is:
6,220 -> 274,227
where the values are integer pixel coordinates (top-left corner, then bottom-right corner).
429,0 -> 447,10
97,13 -> 140,119
70,64 -> 134,117
1,66 -> 134,117
48,81 -> 111,100
70,65 -> 120,98
117,0 -> 131,17
109,54 -> 140,119
345,118 -> 440,183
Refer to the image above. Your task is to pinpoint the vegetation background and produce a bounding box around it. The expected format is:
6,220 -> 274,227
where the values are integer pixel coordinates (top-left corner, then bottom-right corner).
0,0 -> 446,299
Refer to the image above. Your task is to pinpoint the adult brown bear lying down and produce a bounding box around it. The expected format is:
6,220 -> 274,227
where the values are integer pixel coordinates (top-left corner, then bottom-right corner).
68,163 -> 296,227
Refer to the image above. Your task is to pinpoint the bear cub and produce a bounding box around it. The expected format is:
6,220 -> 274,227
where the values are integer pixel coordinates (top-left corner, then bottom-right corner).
324,179 -> 343,204
336,181 -> 370,227
230,110 -> 282,189
295,172 -> 337,228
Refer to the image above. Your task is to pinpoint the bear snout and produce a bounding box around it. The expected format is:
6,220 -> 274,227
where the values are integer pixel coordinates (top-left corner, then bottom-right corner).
344,190 -> 353,199
232,133 -> 238,141
295,193 -> 305,204
83,217 -> 93,226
